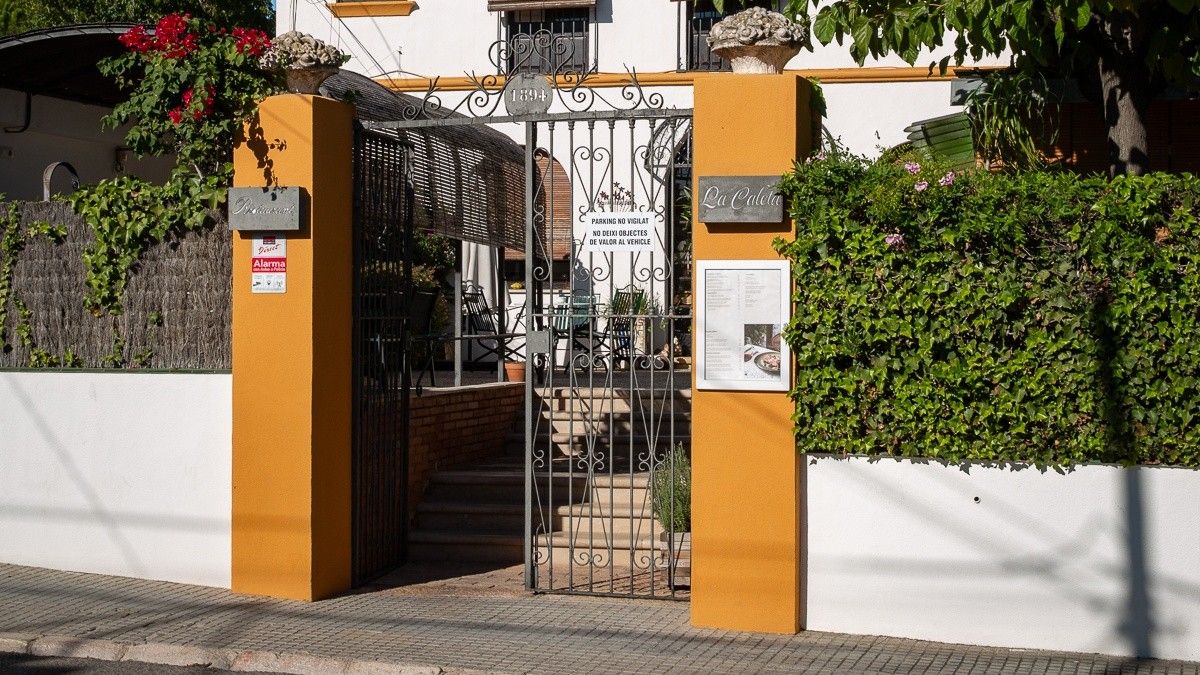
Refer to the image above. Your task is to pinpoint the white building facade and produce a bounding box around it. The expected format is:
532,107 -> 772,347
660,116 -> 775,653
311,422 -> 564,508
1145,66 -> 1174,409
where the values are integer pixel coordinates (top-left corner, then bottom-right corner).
280,0 -> 1005,155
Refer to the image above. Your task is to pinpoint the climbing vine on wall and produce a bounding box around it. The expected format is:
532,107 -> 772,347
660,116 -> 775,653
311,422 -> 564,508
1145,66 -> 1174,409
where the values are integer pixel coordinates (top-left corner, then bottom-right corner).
71,13 -> 279,315
1,200 -> 74,366
776,152 -> 1200,468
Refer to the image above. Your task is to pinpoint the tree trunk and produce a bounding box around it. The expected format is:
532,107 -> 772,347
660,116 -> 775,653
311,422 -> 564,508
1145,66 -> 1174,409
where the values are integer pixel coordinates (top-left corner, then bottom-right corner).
1096,15 -> 1153,177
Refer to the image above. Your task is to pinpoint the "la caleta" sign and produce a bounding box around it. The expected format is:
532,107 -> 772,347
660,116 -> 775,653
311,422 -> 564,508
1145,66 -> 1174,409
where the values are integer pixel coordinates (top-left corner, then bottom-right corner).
697,176 -> 784,224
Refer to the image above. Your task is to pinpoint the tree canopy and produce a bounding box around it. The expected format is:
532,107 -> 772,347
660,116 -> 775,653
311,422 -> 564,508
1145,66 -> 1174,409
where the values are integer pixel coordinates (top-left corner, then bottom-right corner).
717,0 -> 1200,176
0,0 -> 273,35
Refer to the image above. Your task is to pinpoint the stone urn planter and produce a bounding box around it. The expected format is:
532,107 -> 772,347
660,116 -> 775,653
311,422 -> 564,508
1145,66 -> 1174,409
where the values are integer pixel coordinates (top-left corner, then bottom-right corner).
284,66 -> 340,95
707,7 -> 808,74
260,31 -> 349,95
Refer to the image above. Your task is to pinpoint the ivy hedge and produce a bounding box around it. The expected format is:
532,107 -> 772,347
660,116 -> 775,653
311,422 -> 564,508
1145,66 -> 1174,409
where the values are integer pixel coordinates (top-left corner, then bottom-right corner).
775,155 -> 1200,468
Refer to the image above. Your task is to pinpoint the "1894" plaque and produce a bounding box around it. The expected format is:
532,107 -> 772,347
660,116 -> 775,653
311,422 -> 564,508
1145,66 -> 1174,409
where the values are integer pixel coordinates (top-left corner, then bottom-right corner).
697,176 -> 784,224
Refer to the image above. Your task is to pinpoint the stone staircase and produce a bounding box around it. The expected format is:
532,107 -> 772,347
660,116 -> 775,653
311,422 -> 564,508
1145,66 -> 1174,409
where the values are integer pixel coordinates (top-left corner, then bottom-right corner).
408,386 -> 691,567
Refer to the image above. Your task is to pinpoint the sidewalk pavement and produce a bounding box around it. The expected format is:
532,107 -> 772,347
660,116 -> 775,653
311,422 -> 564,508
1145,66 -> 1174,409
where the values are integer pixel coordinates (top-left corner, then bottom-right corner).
1,562 -> 1197,675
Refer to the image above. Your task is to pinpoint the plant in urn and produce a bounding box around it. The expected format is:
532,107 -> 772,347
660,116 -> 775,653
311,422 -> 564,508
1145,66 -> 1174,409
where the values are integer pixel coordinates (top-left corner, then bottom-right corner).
707,7 -> 807,74
260,31 -> 349,94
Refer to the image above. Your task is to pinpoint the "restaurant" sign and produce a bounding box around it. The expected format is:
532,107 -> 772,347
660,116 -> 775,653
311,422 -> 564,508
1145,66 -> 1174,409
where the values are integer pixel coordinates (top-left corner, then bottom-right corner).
697,176 -> 784,224
227,187 -> 303,231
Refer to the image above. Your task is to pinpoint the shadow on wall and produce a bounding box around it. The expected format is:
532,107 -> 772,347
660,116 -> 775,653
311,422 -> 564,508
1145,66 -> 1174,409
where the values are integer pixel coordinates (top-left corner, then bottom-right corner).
3,374 -> 146,576
807,456 -> 1200,660
0,372 -> 233,587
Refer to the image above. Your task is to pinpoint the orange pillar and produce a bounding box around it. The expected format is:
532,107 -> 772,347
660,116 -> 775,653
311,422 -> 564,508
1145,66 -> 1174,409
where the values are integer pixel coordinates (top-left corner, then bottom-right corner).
690,74 -> 812,633
230,95 -> 354,601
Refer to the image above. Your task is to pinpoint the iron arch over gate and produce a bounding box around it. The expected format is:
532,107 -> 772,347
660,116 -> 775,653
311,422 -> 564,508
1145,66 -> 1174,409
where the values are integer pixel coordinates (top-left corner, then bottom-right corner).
365,34 -> 694,599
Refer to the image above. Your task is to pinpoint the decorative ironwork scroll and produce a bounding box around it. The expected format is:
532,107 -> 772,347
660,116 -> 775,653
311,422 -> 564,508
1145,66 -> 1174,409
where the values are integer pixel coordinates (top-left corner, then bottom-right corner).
390,32 -> 668,121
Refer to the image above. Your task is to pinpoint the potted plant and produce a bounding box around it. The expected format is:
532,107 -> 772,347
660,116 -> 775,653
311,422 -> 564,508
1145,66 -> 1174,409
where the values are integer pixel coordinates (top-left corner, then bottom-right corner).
652,444 -> 691,588
259,31 -> 350,94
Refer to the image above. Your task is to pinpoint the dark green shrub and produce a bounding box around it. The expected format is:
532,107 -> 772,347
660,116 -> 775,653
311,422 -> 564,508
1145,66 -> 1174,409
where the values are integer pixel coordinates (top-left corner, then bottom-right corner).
652,445 -> 691,532
775,154 -> 1200,467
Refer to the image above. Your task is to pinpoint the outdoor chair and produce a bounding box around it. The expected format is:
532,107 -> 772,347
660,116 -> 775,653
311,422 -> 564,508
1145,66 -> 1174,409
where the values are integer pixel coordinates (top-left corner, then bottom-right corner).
549,293 -> 605,371
407,288 -> 441,391
604,285 -> 645,369
461,285 -> 519,364
363,287 -> 440,390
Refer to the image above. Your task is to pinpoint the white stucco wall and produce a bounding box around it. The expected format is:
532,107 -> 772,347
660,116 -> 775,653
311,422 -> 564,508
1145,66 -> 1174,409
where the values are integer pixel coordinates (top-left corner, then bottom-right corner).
0,89 -> 176,201
283,0 -> 1007,157
0,371 -> 232,588
807,457 -> 1200,661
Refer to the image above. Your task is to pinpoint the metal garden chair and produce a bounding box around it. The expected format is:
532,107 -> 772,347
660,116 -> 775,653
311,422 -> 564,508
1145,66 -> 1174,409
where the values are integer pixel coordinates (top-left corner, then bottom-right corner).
549,293 -> 605,371
461,285 -> 519,364
603,285 -> 645,369
407,288 -> 441,390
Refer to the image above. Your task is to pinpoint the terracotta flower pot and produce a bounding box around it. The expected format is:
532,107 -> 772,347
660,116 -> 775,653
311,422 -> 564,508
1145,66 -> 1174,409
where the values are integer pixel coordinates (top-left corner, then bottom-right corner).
504,360 -> 526,383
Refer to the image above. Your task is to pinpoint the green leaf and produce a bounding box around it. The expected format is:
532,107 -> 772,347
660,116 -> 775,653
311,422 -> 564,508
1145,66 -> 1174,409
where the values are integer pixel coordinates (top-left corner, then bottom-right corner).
850,17 -> 875,59
1074,2 -> 1093,29
813,9 -> 838,43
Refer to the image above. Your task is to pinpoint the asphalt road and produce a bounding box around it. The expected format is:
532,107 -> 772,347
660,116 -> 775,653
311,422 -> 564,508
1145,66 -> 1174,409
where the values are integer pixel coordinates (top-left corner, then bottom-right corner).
0,653 -> 281,674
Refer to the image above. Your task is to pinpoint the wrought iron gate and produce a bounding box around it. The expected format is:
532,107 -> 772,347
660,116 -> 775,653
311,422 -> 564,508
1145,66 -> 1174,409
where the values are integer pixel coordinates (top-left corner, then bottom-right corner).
351,125 -> 415,585
520,111 -> 692,599
366,32 -> 693,599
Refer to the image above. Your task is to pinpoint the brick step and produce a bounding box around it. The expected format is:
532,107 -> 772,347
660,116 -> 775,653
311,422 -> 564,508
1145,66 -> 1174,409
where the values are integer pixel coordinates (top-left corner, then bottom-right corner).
534,531 -> 662,564
422,469 -> 655,503
531,412 -> 692,435
415,501 -> 656,535
542,513 -> 666,542
422,470 -> 585,504
534,390 -> 691,414
406,530 -> 679,565
534,400 -> 692,415
536,469 -> 654,504
412,501 -> 525,533
407,531 -> 523,563
505,432 -> 687,456
537,420 -> 696,437
535,387 -> 692,400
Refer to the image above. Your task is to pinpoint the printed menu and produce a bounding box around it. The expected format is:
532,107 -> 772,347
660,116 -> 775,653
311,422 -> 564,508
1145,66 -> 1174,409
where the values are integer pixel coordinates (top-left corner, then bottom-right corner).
697,260 -> 789,391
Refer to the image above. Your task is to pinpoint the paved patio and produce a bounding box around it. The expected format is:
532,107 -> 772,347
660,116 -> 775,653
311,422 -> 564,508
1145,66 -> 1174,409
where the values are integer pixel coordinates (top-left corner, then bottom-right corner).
0,562 -> 1197,674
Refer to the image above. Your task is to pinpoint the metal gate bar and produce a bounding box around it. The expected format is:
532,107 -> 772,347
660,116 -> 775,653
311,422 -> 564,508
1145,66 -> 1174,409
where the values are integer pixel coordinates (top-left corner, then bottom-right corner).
523,111 -> 692,599
351,125 -> 416,586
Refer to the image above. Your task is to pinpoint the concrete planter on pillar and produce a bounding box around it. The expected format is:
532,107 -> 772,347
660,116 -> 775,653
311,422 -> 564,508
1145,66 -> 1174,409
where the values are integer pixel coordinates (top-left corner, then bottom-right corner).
707,7 -> 807,74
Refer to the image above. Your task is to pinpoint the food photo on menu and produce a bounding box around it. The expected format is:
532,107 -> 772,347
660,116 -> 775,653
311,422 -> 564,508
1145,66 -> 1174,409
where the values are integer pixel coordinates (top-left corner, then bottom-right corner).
743,324 -> 782,380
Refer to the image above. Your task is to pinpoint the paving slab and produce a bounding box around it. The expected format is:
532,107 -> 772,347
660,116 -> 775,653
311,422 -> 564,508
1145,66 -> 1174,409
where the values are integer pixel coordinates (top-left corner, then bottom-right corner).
0,562 -> 1196,675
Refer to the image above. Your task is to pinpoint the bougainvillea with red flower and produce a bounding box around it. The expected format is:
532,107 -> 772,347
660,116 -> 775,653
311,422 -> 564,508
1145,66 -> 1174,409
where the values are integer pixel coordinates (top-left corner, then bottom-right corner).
101,14 -> 279,178
69,15 -> 282,314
